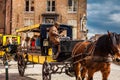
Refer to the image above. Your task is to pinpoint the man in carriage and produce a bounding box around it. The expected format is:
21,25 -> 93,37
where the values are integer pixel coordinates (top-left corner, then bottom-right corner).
48,22 -> 62,59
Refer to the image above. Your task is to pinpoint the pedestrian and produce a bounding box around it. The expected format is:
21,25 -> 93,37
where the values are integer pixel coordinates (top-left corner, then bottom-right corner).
35,35 -> 41,49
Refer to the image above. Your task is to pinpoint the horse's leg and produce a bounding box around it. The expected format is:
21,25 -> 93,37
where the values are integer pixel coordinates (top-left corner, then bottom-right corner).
87,69 -> 94,80
74,63 -> 82,80
81,67 -> 87,80
101,63 -> 111,80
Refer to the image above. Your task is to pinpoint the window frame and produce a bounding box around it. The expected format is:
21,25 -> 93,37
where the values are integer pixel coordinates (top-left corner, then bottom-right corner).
25,0 -> 34,12
68,0 -> 77,13
46,0 -> 56,13
24,18 -> 34,26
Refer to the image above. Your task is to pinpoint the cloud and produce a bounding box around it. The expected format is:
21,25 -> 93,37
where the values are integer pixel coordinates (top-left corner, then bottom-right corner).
109,13 -> 120,23
87,0 -> 120,37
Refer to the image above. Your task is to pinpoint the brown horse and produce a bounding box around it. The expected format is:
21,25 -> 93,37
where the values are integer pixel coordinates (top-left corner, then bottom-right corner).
72,32 -> 120,80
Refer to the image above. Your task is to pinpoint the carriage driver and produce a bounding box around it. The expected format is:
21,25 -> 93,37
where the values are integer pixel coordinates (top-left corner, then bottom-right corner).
48,22 -> 61,59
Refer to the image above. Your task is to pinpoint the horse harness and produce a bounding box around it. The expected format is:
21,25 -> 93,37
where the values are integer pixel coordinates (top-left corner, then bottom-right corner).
75,40 -> 113,64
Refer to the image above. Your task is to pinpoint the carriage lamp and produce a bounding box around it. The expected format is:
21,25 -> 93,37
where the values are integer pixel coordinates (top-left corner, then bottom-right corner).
43,39 -> 49,47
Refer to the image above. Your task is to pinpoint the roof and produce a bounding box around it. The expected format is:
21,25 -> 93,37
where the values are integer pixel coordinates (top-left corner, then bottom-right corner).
16,24 -> 40,33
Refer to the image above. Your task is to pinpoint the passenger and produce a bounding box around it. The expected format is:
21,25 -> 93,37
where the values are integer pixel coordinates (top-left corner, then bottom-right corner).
12,37 -> 17,45
21,37 -> 27,48
48,22 -> 61,59
31,37 -> 35,51
5,37 -> 11,46
35,35 -> 41,49
5,38 -> 12,52
21,37 -> 30,51
0,39 -> 2,46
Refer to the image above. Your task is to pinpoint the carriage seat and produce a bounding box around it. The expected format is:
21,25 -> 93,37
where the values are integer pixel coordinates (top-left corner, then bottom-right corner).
56,40 -> 83,61
60,37 -> 70,41
8,44 -> 18,54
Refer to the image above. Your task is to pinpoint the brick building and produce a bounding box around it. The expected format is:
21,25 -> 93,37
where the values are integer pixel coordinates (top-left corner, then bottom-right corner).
0,0 -> 5,34
3,0 -> 87,39
0,0 -> 12,34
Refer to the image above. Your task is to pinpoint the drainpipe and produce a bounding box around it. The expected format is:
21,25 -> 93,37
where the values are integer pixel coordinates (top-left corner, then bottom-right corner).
4,0 -> 7,34
10,0 -> 12,34
77,0 -> 80,39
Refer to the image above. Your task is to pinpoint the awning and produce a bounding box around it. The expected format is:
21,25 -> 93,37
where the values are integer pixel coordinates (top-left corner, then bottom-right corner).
16,24 -> 40,33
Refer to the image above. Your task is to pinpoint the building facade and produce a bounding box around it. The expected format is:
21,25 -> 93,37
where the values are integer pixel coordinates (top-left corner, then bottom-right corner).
0,0 -> 12,34
0,0 -> 5,34
11,0 -> 87,39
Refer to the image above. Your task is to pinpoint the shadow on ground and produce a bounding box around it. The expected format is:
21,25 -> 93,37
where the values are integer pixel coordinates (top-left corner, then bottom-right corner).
0,73 -> 37,80
113,61 -> 120,65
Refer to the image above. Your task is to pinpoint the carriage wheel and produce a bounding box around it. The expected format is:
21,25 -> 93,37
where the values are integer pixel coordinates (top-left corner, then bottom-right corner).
42,62 -> 51,80
3,53 -> 7,65
2,53 -> 10,65
17,55 -> 26,76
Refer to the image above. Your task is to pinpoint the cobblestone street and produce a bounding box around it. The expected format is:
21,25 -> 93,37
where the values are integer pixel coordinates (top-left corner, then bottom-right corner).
0,60 -> 120,80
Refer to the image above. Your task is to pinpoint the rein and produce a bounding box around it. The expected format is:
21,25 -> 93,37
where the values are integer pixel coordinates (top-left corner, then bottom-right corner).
66,41 -> 96,64
72,41 -> 96,64
72,38 -> 114,64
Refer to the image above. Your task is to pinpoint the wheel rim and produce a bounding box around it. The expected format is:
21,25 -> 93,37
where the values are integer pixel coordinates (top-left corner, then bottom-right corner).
3,53 -> 7,65
42,62 -> 51,80
18,55 -> 26,76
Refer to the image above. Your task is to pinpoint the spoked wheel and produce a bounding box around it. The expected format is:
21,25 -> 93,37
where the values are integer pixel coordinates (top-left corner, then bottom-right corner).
42,62 -> 51,80
17,55 -> 26,76
3,53 -> 9,65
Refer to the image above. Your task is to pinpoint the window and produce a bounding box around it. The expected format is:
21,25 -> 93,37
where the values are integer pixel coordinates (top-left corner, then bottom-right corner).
68,0 -> 77,13
24,18 -> 34,26
45,17 -> 55,23
47,0 -> 55,12
25,0 -> 34,12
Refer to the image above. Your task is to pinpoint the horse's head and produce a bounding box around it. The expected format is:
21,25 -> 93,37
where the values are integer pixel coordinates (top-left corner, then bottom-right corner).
107,31 -> 120,60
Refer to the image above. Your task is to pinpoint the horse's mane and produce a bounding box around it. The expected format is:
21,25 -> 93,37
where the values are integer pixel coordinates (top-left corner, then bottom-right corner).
95,34 -> 111,54
95,32 -> 120,55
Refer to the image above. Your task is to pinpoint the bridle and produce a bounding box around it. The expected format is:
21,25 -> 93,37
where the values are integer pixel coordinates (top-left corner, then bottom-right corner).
108,32 -> 120,56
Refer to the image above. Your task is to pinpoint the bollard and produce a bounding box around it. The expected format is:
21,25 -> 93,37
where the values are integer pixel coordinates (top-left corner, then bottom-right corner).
5,60 -> 9,80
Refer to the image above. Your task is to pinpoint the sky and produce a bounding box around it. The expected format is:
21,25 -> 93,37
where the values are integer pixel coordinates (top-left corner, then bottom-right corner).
87,0 -> 120,38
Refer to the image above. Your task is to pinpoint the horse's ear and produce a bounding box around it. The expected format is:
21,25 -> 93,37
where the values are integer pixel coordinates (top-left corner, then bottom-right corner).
107,30 -> 111,38
107,30 -> 110,34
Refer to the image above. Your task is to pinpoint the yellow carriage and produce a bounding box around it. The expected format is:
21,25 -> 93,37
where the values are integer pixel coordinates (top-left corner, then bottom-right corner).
0,34 -> 20,65
0,34 -> 20,57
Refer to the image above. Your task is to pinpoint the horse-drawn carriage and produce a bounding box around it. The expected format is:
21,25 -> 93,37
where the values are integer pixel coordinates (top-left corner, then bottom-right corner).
0,34 -> 20,64
16,23 -> 82,79
16,24 -> 120,80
